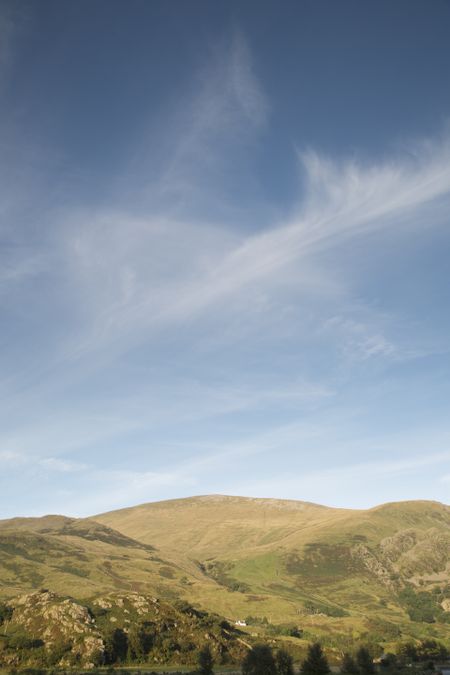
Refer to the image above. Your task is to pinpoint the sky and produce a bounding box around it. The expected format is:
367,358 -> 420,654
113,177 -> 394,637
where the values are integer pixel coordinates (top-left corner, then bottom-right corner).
1,0 -> 450,518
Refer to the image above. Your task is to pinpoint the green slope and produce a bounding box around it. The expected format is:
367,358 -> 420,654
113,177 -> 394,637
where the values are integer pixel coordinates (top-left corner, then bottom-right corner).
1,495 -> 450,653
94,496 -> 450,646
0,516 -> 210,601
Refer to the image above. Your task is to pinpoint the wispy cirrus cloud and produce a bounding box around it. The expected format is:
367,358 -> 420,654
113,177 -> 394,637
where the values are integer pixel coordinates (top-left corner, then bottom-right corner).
0,450 -> 86,477
1,27 -> 450,517
39,457 -> 88,473
54,134 -> 450,368
49,427 -> 450,516
140,30 -> 268,212
177,31 -> 266,144
0,449 -> 24,466
3,32 -> 450,372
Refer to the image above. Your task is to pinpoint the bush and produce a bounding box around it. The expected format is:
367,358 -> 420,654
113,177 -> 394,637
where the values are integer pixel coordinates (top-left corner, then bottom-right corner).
303,600 -> 348,617
0,602 -> 12,625
7,634 -> 44,650
396,639 -> 449,664
398,587 -> 439,623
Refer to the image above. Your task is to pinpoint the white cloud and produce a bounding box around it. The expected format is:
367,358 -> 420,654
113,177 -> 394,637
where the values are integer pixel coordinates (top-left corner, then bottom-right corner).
156,31 -> 267,205
324,316 -> 396,361
52,134 -> 450,369
2,27 -> 450,516
0,449 -> 25,465
39,457 -> 88,473
0,449 -> 88,474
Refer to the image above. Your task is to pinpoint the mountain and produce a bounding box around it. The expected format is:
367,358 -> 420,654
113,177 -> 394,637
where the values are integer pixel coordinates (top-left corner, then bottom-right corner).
1,495 -> 450,664
94,496 -> 450,650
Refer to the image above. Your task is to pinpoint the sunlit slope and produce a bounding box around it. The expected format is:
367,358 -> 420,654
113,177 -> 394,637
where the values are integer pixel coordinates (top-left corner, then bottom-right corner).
94,495 -> 450,562
94,495 -> 348,556
95,496 -> 450,627
0,516 -> 207,601
1,496 -> 449,646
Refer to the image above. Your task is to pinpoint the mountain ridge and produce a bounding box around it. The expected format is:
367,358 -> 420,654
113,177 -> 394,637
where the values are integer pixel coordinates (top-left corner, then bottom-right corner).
1,494 -> 449,656
1,495 -> 448,527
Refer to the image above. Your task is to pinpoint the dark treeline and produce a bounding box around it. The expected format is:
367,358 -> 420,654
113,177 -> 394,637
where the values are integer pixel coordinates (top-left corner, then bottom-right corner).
3,638 -> 450,674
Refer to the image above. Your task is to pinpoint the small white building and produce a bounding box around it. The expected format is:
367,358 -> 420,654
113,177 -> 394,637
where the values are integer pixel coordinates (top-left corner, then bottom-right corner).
235,620 -> 247,627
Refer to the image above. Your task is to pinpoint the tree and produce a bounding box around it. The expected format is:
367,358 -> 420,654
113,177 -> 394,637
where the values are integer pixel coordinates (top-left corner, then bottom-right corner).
242,644 -> 277,675
355,646 -> 375,675
301,642 -> 330,675
276,648 -> 295,675
127,623 -> 147,661
340,653 -> 359,675
104,628 -> 128,664
198,644 -> 215,675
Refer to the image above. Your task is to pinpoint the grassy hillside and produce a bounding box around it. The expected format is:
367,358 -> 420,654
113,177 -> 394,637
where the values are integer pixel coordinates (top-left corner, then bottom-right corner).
94,496 -> 450,649
94,495 -> 341,557
0,516 -> 211,601
1,495 -> 450,657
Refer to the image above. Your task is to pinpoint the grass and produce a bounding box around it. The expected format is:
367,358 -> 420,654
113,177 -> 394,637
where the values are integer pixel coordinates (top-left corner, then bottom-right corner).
1,495 -> 450,654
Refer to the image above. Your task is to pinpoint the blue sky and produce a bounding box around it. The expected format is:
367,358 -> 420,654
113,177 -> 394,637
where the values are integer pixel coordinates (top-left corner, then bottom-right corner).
1,0 -> 450,517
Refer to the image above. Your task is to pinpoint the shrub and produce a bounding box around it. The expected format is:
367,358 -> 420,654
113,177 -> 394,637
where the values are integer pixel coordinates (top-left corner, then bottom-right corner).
0,602 -> 12,625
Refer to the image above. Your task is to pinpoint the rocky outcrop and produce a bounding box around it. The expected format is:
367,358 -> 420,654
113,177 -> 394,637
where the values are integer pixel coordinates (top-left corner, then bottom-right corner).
0,590 -> 246,669
2,590 -> 104,668
380,529 -> 417,563
351,545 -> 396,590
441,598 -> 450,612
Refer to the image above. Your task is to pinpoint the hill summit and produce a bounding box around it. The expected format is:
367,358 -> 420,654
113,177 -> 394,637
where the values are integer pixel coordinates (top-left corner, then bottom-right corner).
1,495 -> 449,664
